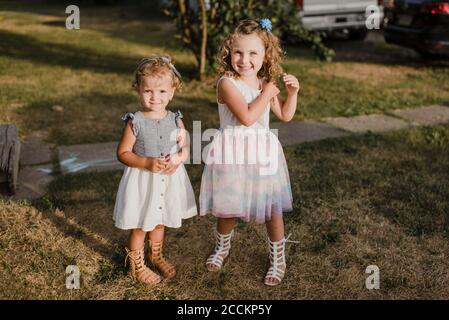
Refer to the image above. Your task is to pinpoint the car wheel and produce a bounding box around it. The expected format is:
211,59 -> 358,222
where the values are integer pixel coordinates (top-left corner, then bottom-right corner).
348,29 -> 368,41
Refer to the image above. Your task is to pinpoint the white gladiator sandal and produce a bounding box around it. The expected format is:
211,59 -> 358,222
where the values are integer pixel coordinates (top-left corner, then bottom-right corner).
206,229 -> 234,271
264,234 -> 299,286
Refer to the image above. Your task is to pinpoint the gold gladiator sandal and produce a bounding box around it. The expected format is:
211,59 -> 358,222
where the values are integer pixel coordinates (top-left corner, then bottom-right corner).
148,240 -> 176,279
125,246 -> 161,285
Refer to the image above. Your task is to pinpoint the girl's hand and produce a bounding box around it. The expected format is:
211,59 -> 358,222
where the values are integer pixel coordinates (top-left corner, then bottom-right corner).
161,153 -> 182,175
283,74 -> 300,96
262,81 -> 280,99
144,157 -> 169,173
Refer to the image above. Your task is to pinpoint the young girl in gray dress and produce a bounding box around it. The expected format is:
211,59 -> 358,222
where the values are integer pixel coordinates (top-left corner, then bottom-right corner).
113,56 -> 197,285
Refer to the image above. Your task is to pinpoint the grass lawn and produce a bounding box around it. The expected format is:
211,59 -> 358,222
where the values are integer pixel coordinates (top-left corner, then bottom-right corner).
2,123 -> 449,299
1,1 -> 449,299
1,1 -> 448,145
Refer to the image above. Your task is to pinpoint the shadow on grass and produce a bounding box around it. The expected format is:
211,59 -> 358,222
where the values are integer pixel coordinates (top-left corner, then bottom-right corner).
0,0 -> 191,60
0,28 -> 198,81
37,9 -> 188,55
0,30 -> 142,75
289,125 -> 449,242
0,0 -> 164,21
32,162 -> 205,275
15,91 -> 136,144
14,88 -> 218,145
32,170 -> 127,268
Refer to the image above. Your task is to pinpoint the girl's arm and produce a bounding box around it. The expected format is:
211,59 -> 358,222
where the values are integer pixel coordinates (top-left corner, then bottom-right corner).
117,122 -> 167,172
271,74 -> 300,122
219,78 -> 280,127
173,119 -> 189,163
163,119 -> 189,174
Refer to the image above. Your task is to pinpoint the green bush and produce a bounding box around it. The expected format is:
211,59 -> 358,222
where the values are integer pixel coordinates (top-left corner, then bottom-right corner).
163,0 -> 334,78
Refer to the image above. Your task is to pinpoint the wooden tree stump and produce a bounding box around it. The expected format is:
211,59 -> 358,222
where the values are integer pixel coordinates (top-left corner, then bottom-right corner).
0,124 -> 21,194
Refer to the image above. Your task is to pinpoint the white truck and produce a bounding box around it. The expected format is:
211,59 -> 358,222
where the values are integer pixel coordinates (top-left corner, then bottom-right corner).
296,0 -> 384,40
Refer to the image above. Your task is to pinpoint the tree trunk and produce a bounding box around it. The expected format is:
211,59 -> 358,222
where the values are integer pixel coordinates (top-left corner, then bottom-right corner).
198,0 -> 208,79
178,0 -> 190,44
0,124 -> 20,194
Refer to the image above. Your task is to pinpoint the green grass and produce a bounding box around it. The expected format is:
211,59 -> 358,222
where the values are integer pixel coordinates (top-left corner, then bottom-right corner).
1,1 -> 448,144
1,124 -> 446,299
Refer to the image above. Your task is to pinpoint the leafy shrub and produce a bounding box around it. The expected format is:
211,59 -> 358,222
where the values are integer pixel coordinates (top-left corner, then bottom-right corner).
163,0 -> 334,78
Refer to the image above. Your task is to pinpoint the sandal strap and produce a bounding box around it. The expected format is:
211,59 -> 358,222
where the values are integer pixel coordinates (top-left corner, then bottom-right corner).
265,266 -> 285,282
268,237 -> 286,265
149,240 -> 176,278
206,229 -> 234,268
125,246 -> 160,284
125,246 -> 145,268
265,233 -> 299,284
153,256 -> 175,274
137,267 -> 160,283
268,233 -> 300,267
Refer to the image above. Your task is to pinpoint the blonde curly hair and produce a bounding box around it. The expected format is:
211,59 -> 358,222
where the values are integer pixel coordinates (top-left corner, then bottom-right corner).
217,19 -> 284,83
132,56 -> 182,90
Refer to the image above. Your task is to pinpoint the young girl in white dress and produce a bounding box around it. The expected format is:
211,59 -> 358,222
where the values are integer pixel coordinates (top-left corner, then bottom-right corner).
200,19 -> 300,286
113,56 -> 197,284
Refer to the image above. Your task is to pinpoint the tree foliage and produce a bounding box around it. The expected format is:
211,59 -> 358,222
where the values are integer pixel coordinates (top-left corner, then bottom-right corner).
163,0 -> 335,78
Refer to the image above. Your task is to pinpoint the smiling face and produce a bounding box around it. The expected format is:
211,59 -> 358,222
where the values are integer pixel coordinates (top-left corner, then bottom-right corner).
230,33 -> 266,79
137,73 -> 175,113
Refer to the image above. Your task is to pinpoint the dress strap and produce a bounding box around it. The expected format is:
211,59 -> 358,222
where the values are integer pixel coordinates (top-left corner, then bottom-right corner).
174,110 -> 183,128
216,76 -> 238,104
121,112 -> 140,136
216,76 -> 237,88
121,112 -> 135,123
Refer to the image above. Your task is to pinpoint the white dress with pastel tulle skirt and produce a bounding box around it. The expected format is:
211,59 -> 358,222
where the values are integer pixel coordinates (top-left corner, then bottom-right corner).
199,77 -> 293,224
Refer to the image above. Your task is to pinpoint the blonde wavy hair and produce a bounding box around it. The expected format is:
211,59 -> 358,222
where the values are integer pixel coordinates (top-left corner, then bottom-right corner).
217,19 -> 284,83
132,56 -> 182,90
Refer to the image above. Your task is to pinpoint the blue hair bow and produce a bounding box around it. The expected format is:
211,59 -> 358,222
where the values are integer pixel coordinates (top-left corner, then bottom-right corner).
259,18 -> 272,32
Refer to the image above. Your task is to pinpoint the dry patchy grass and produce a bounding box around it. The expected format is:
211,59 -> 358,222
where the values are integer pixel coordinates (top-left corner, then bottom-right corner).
2,124 -> 449,299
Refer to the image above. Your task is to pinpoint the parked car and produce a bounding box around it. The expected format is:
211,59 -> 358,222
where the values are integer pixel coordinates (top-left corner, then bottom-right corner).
296,0 -> 385,40
383,0 -> 449,57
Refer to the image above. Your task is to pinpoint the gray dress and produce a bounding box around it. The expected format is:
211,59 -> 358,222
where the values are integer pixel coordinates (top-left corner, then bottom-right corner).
125,110 -> 183,158
113,110 -> 197,232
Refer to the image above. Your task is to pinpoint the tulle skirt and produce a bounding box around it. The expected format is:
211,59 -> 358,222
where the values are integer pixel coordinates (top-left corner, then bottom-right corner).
199,127 -> 293,224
